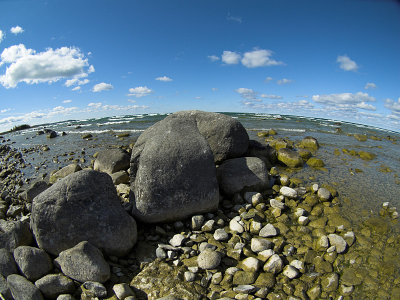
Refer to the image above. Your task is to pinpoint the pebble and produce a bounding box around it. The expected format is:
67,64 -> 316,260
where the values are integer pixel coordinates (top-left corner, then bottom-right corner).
112,283 -> 135,299
283,265 -> 299,279
188,266 -> 199,273
290,260 -> 304,271
229,216 -> 244,233
82,281 -> 107,298
241,257 -> 261,272
197,249 -> 221,269
258,249 -> 275,261
184,271 -> 196,282
328,234 -> 347,253
317,188 -> 331,201
294,208 -> 306,217
263,254 -> 283,274
280,186 -> 297,198
269,199 -> 285,209
311,183 -> 319,193
199,242 -> 217,252
251,193 -> 263,206
259,223 -> 278,237
318,235 -> 329,249
191,215 -> 204,231
251,238 -> 272,253
280,175 -> 290,186
201,220 -> 215,232
244,192 -> 258,203
211,272 -> 223,284
250,221 -> 262,234
214,228 -> 229,241
343,231 -> 355,246
233,285 -> 258,294
169,234 -> 186,247
298,216 -> 309,225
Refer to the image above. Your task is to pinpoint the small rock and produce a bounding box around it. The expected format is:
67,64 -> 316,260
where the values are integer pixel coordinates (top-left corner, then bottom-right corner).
233,285 -> 258,294
113,283 -> 135,299
169,234 -> 186,247
280,186 -> 297,198
155,247 -> 167,259
184,271 -> 196,282
35,274 -> 75,299
7,274 -> 43,300
327,234 -> 347,253
0,275 -> 12,300
199,242 -> 217,252
298,216 -> 309,225
214,228 -> 229,241
343,231 -> 355,246
191,215 -> 204,231
0,248 -> 17,277
259,223 -> 278,238
81,281 -> 107,298
229,217 -> 244,233
258,249 -> 274,262
197,249 -> 221,269
269,199 -> 285,209
251,238 -> 272,253
263,254 -> 283,274
56,294 -> 75,300
311,184 -> 319,193
321,272 -> 339,292
241,257 -> 261,272
289,260 -> 304,272
317,188 -> 331,201
294,208 -> 306,217
13,246 -> 53,281
201,220 -> 215,232
282,265 -> 299,279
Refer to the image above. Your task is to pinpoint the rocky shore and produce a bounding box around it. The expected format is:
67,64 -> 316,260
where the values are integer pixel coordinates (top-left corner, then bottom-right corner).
0,111 -> 399,300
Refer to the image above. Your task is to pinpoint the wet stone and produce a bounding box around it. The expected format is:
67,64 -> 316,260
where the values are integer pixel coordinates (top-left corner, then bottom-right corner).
214,228 -> 229,241
283,265 -> 299,279
251,238 -> 272,253
327,234 -> 347,253
317,188 -> 331,201
263,254 -> 283,274
259,223 -> 278,238
197,249 -> 221,269
280,186 -> 297,198
169,234 -> 186,247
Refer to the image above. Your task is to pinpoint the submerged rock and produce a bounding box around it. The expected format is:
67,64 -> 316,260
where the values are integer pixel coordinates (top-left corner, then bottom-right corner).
277,148 -> 303,168
31,170 -> 137,257
300,136 -> 319,150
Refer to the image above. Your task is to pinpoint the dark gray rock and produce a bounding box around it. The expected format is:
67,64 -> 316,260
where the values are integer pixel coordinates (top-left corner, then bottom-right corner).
0,248 -> 17,277
110,170 -> 129,185
7,274 -> 44,300
217,157 -> 271,195
0,220 -> 33,252
245,140 -> 276,167
54,241 -> 110,283
13,246 -> 53,281
35,274 -> 75,299
94,149 -> 130,174
20,181 -> 49,203
47,131 -> 57,139
0,274 -> 12,300
31,170 -> 137,256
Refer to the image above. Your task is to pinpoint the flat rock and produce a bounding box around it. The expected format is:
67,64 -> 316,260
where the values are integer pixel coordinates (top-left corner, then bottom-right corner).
35,274 -> 75,299
217,157 -> 271,195
94,149 -> 130,174
55,241 -> 110,283
31,170 -> 137,257
13,246 -> 53,281
7,274 -> 43,300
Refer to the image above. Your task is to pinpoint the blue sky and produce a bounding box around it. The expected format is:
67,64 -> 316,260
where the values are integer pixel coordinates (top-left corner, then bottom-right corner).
0,0 -> 399,131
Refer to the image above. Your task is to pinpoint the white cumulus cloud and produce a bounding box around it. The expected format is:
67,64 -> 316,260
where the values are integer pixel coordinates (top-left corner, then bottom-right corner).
10,26 -> 24,35
208,55 -> 220,62
261,94 -> 283,99
385,98 -> 400,116
92,82 -> 113,92
63,99 -> 72,104
0,44 -> 91,88
312,92 -> 376,111
0,30 -> 4,43
277,78 -> 292,85
128,86 -> 153,98
222,51 -> 241,64
241,49 -> 283,68
364,82 -> 377,89
155,76 -> 173,82
235,88 -> 260,101
337,55 -> 358,72
72,86 -> 81,91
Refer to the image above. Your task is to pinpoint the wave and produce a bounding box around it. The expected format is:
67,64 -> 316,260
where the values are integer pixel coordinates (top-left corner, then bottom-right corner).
65,129 -> 145,134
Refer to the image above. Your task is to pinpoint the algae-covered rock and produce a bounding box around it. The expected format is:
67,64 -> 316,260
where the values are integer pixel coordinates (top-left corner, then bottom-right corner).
298,149 -> 312,160
232,271 -> 257,285
358,151 -> 376,160
277,148 -> 303,168
353,134 -> 367,142
341,268 -> 363,286
307,157 -> 325,168
131,260 -> 206,299
254,272 -> 276,288
300,136 -> 319,150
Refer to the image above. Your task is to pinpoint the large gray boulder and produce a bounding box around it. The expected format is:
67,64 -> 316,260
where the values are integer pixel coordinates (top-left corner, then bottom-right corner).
35,274 -> 75,299
130,111 -> 249,223
0,220 -> 33,252
13,246 -> 53,281
54,241 -> 110,283
94,149 -> 130,174
0,248 -> 17,277
7,274 -> 44,300
31,170 -> 137,256
217,157 -> 271,195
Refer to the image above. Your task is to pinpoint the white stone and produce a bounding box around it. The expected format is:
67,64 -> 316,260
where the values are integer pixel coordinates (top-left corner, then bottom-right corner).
298,216 -> 309,225
197,249 -> 221,269
318,235 -> 329,249
290,260 -> 304,271
229,217 -> 244,233
233,285 -> 258,293
283,265 -> 299,279
113,283 -> 135,300
328,234 -> 347,253
280,175 -> 290,186
241,257 -> 261,272
184,271 -> 196,282
280,186 -> 297,198
311,183 -> 319,193
327,246 -> 336,253
270,198 -> 285,209
169,234 -> 186,247
251,238 -> 272,253
188,266 -> 199,273
317,188 -> 331,201
258,249 -> 275,262
259,223 -> 278,237
294,208 -> 306,217
344,231 -> 355,246
201,219 -> 215,232
263,254 -> 283,274
225,267 -> 240,275
191,215 -> 204,230
250,221 -> 262,234
251,193 -> 263,206
382,202 -> 390,208
199,242 -> 216,252
214,228 -> 229,241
